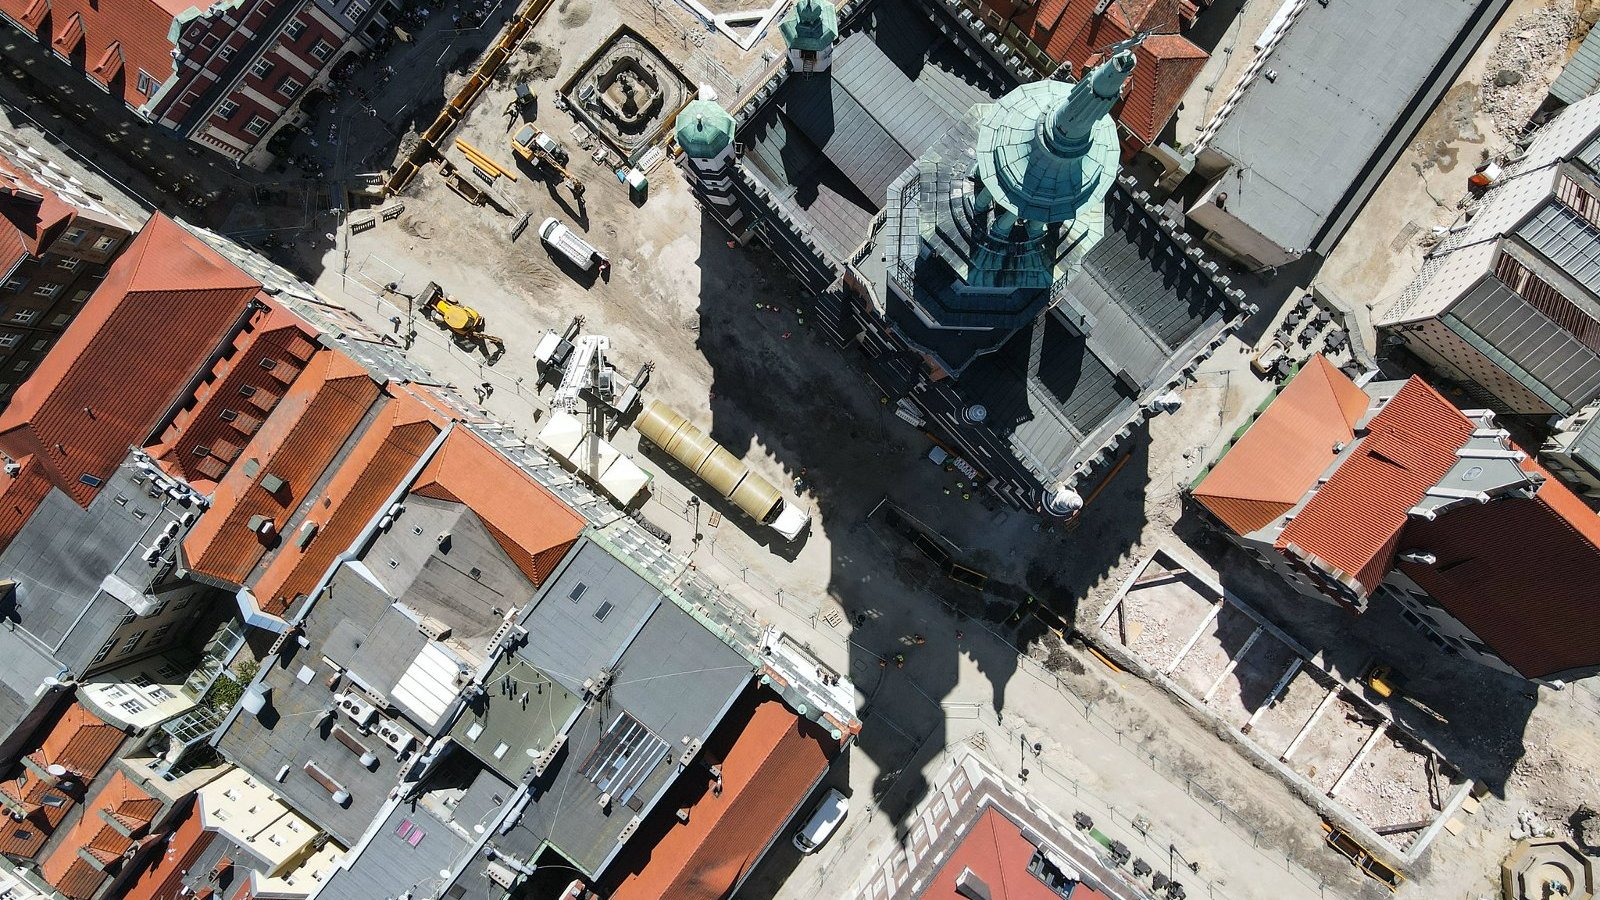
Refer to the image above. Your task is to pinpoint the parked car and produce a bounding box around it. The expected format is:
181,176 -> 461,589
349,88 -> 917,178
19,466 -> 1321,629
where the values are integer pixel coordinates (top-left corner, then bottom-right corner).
793,788 -> 848,853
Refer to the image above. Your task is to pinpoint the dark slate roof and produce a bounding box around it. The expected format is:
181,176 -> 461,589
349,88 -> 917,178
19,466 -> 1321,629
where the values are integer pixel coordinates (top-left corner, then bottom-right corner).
779,73 -> 916,205
953,186 -> 1234,482
846,0 -> 1010,116
216,564 -> 438,847
1517,196 -> 1600,289
315,801 -> 468,900
514,540 -> 665,693
1198,0 -> 1502,255
1443,275 -> 1600,413
1551,25 -> 1600,106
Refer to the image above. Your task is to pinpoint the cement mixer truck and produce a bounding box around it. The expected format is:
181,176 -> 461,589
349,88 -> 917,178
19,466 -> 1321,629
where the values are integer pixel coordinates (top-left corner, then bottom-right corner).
635,400 -> 810,541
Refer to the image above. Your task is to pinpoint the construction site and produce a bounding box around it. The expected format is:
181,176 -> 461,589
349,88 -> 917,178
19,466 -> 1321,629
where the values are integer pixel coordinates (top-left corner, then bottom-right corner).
108,0 -> 1592,897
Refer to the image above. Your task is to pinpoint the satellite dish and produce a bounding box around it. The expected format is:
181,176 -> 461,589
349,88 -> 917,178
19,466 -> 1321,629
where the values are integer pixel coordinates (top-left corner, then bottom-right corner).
46,764 -> 68,778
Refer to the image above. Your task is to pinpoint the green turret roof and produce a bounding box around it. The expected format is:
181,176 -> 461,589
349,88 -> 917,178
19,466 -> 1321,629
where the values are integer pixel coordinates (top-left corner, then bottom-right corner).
975,51 -> 1135,226
780,0 -> 838,53
675,99 -> 736,159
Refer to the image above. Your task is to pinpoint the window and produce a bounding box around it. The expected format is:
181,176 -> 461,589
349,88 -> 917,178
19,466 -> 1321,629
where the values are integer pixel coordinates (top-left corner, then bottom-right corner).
149,686 -> 174,702
92,236 -> 118,252
285,19 -> 307,40
91,636 -> 116,665
119,630 -> 146,655
172,595 -> 192,612
130,675 -> 152,688
238,384 -> 257,398
277,76 -> 303,98
193,446 -> 211,458
216,99 -> 239,120
218,44 -> 234,61
103,684 -> 128,699
32,284 -> 59,299
310,39 -> 333,61
135,69 -> 157,97
70,288 -> 91,303
11,309 -> 37,323
58,256 -> 80,271
151,623 -> 172,643
49,313 -> 70,327
0,333 -> 19,349
259,357 -> 278,370
156,662 -> 183,680
62,227 -> 85,245
2,276 -> 23,292
121,698 -> 147,714
220,409 -> 238,421
349,2 -> 367,18
30,339 -> 47,351
11,360 -> 28,373
568,583 -> 587,602
245,116 -> 269,137
593,601 -> 613,622
250,58 -> 274,79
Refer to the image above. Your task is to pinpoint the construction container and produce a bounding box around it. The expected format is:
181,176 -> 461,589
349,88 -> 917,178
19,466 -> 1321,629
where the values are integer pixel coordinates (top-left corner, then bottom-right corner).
635,400 -> 803,535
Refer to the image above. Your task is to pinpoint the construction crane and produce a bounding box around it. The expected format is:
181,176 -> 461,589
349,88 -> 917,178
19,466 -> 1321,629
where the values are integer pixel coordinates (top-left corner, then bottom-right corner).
416,282 -> 506,360
509,124 -> 586,202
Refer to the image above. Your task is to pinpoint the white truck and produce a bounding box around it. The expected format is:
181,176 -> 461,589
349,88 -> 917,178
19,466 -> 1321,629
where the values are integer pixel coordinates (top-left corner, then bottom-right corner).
538,217 -> 603,273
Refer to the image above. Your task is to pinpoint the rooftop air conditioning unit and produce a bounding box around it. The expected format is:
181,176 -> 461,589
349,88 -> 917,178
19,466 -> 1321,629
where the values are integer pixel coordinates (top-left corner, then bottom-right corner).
334,691 -> 378,729
142,547 -> 161,566
374,719 -> 416,756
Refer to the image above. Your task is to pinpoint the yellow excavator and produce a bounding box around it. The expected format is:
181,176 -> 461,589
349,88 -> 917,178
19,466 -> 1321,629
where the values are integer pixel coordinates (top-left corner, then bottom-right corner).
417,282 -> 505,359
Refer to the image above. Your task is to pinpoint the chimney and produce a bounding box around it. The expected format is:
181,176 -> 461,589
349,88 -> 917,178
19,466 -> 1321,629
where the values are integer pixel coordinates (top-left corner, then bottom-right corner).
954,867 -> 992,900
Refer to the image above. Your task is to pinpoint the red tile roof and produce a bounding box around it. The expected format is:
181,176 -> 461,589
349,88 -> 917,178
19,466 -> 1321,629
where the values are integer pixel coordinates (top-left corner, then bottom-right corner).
0,456 -> 55,553
151,308 -> 321,487
250,390 -> 445,615
120,796 -> 215,900
604,692 -> 837,900
0,153 -> 80,258
408,429 -> 584,589
0,0 -> 180,110
1194,355 -> 1371,535
1397,455 -> 1600,680
34,701 -> 124,778
182,350 -> 378,586
40,770 -> 160,900
0,213 -> 264,510
919,807 -> 1111,900
1002,0 -> 1207,144
1276,378 -> 1473,596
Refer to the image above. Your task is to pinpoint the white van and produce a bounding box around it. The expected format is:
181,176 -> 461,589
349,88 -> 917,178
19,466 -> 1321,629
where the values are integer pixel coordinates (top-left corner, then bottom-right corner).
792,788 -> 847,853
538,217 -> 601,272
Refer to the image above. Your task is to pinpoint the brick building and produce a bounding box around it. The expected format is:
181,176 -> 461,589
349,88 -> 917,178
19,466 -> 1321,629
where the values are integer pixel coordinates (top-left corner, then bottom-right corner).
955,0 -> 1208,152
0,131 -> 135,405
0,0 -> 399,166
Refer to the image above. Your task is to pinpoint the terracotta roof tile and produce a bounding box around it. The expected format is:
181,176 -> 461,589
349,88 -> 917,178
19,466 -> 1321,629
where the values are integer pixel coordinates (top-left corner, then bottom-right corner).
0,0 -> 178,110
408,429 -> 584,588
1006,0 -> 1206,143
0,456 -> 56,553
35,701 -> 123,777
40,770 -> 156,900
120,801 -> 213,900
182,350 -> 379,585
250,391 -> 445,615
921,807 -> 1110,900
1397,455 -> 1600,680
0,153 -> 80,257
0,214 -> 264,510
1276,378 -> 1473,595
604,692 -> 837,900
1194,355 -> 1371,534
151,309 -> 321,486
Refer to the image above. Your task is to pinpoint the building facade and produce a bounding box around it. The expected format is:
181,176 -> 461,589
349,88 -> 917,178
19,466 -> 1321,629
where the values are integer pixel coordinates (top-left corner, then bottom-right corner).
0,0 -> 399,167
1380,93 -> 1600,418
1193,356 -> 1600,682
0,133 -> 135,404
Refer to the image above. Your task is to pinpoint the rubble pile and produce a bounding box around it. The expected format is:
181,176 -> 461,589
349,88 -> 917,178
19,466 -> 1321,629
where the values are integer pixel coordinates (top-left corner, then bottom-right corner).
1480,1 -> 1580,140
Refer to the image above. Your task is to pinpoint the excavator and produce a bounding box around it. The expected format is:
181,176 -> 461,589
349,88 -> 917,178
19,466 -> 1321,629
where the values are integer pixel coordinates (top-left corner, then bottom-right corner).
415,282 -> 506,360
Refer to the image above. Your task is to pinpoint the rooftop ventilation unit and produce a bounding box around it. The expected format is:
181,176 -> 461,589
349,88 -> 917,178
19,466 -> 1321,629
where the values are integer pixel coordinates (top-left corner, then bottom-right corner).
615,815 -> 642,843
334,691 -> 378,729
532,733 -> 566,777
374,719 -> 416,756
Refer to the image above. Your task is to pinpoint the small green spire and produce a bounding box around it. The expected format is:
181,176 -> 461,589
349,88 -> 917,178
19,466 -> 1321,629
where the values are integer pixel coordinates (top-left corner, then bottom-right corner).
675,98 -> 735,159
1047,50 -> 1136,155
780,0 -> 838,53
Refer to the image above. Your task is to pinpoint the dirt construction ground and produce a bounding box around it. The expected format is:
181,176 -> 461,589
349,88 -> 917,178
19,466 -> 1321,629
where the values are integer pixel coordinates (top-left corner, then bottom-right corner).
249,0 -> 1600,898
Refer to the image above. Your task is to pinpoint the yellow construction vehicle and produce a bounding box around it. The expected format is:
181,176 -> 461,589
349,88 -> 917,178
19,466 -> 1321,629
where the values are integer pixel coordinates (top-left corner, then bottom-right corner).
509,124 -> 586,201
418,282 -> 506,360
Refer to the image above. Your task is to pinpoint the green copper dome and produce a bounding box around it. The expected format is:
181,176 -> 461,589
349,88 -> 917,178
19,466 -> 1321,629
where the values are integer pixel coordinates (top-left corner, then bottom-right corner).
975,51 -> 1134,226
675,99 -> 735,159
780,0 -> 838,53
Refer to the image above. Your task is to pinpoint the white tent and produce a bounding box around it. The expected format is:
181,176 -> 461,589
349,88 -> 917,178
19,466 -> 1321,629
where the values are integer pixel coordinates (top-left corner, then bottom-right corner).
573,433 -> 621,479
598,454 -> 651,505
537,410 -> 586,462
